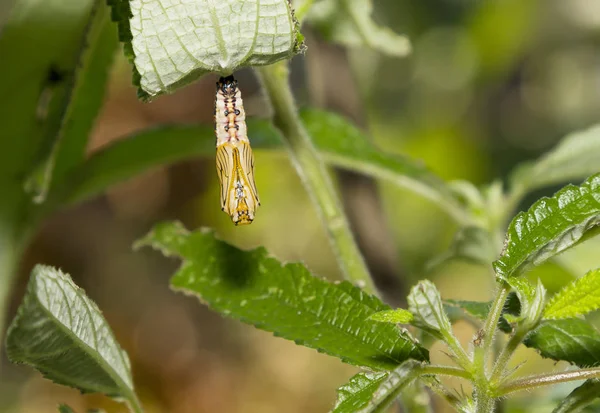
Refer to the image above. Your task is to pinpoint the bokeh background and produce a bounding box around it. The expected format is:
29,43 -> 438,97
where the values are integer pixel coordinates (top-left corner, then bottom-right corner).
2,0 -> 600,412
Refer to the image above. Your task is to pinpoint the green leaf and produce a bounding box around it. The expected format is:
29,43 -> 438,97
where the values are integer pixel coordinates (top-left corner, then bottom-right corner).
552,380 -> 600,413
505,277 -> 546,328
0,0 -> 104,316
331,362 -> 421,413
307,0 -> 410,57
428,226 -> 495,269
137,221 -> 428,370
524,318 -> 600,367
51,109 -> 466,224
301,109 -> 467,223
109,0 -> 304,99
47,3 -> 118,198
444,299 -> 513,333
544,268 -> 600,320
516,278 -> 546,330
25,1 -> 119,203
369,309 -> 414,324
0,0 -> 96,180
408,280 -> 452,339
494,174 -> 600,281
512,124 -> 600,194
58,405 -> 76,413
5,265 -> 140,407
331,371 -> 388,413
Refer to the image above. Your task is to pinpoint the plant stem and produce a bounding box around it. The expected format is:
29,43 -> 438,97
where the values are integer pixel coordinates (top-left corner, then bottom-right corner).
441,330 -> 473,372
126,393 -> 144,413
0,231 -> 26,346
497,367 -> 600,397
489,326 -> 528,384
473,285 -> 509,413
255,62 -> 376,294
478,286 -> 509,369
420,365 -> 472,380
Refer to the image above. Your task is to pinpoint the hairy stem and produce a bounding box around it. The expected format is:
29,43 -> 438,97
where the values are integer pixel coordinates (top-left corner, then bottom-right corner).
473,285 -> 509,413
497,367 -> 600,397
126,393 -> 144,413
255,62 -> 375,293
490,326 -> 528,384
420,365 -> 472,380
478,286 -> 509,369
441,330 -> 473,372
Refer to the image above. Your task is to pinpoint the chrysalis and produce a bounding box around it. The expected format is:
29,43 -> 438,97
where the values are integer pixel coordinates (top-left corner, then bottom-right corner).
214,75 -> 260,225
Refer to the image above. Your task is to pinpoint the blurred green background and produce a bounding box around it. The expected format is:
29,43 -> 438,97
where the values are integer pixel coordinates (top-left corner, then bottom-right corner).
2,0 -> 600,412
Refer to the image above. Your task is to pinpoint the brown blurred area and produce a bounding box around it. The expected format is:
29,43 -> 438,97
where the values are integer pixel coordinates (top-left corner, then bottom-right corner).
3,0 -> 600,412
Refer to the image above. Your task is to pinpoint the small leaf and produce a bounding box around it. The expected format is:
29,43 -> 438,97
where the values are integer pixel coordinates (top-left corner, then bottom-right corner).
137,221 -> 429,370
516,278 -> 546,330
331,371 -> 388,413
552,380 -> 600,413
408,281 -> 452,339
308,0 -> 410,57
331,361 -> 421,413
512,124 -> 600,194
369,309 -> 414,324
494,174 -> 600,281
109,0 -> 304,99
524,318 -> 600,367
6,265 -> 140,407
58,405 -> 76,413
505,277 -> 546,328
545,268 -> 600,320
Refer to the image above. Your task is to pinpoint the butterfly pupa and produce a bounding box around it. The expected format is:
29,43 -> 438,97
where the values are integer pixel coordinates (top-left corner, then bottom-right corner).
214,75 -> 260,225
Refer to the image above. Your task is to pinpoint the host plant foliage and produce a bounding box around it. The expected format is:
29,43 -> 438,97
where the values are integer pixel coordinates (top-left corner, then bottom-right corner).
1,0 -> 600,413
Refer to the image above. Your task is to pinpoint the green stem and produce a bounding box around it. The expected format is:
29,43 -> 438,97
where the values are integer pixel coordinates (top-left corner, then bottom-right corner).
0,220 -> 29,348
255,63 -> 376,294
126,393 -> 144,413
489,326 -> 528,385
441,330 -> 473,372
496,368 -> 600,397
0,243 -> 21,341
420,364 -> 472,380
478,286 -> 509,369
473,285 -> 509,413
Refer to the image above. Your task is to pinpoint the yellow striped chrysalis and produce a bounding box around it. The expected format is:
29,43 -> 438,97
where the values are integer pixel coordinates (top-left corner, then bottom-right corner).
214,75 -> 260,225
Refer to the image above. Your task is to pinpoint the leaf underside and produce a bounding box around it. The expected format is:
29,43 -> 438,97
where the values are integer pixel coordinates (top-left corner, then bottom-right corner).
137,221 -> 429,370
331,361 -> 420,413
6,265 -> 135,399
110,0 -> 304,99
512,123 -> 600,193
